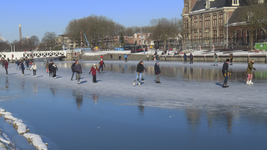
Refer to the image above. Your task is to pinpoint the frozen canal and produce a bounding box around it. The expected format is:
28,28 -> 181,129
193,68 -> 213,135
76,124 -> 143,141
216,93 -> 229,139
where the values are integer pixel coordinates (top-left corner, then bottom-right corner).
1,60 -> 267,150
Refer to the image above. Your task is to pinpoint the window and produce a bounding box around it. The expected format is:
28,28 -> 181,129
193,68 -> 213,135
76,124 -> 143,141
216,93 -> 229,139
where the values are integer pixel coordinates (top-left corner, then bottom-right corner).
218,14 -> 223,26
213,30 -> 217,42
199,16 -> 202,28
185,2 -> 189,11
184,19 -> 189,29
219,29 -> 223,38
194,31 -> 198,39
212,14 -> 217,27
194,17 -> 198,29
205,15 -> 210,28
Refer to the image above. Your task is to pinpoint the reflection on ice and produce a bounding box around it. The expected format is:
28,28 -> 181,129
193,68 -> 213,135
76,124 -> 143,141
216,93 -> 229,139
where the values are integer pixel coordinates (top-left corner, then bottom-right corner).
92,94 -> 98,104
73,91 -> 83,109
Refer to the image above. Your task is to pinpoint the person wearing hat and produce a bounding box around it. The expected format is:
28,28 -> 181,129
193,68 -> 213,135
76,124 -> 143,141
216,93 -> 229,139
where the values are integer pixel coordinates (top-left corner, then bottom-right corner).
246,59 -> 256,84
154,60 -> 161,83
89,63 -> 101,83
222,59 -> 230,87
99,59 -> 105,73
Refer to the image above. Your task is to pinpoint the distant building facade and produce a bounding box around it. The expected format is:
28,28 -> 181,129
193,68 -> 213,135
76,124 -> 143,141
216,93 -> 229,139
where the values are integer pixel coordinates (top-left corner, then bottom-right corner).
182,0 -> 245,49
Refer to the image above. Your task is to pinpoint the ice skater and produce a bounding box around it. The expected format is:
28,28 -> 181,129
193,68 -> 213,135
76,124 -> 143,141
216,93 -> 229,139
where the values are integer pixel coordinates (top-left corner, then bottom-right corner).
52,63 -> 58,79
16,59 -> 20,70
189,53 -> 193,64
229,53 -> 233,65
74,61 -> 82,84
246,59 -> 256,85
48,62 -> 53,77
30,62 -> 37,78
154,60 -> 161,83
89,63 -> 101,83
222,59 -> 230,88
45,61 -> 49,73
20,61 -> 25,75
124,54 -> 127,62
184,53 -> 187,64
213,53 -> 218,66
133,61 -> 145,87
71,60 -> 77,81
25,59 -> 30,69
99,59 -> 105,73
4,59 -> 8,75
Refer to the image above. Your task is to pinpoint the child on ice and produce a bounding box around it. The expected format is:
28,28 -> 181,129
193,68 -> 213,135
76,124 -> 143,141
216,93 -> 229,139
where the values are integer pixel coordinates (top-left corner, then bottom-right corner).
89,63 -> 101,83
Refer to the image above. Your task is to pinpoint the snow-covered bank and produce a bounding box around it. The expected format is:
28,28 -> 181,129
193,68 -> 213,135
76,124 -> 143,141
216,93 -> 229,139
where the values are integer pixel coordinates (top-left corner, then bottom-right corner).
0,109 -> 47,150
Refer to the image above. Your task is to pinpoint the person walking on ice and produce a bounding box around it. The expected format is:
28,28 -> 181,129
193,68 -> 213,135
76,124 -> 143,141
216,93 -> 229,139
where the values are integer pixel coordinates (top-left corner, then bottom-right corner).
89,63 -> 101,83
154,60 -> 161,83
20,61 -> 25,76
74,61 -> 82,84
52,63 -> 58,79
3,59 -> 8,75
124,54 -> 127,62
222,59 -> 230,88
99,59 -> 105,73
246,59 -> 256,85
71,60 -> 77,81
133,61 -> 145,87
30,62 -> 37,78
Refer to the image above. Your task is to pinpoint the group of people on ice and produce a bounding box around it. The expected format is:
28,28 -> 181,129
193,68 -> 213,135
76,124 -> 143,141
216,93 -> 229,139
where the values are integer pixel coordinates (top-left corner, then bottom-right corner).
45,61 -> 58,79
222,58 -> 256,88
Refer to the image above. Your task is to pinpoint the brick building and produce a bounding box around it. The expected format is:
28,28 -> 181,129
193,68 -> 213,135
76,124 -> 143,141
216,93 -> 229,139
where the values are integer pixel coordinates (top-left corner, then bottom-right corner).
182,0 -> 246,49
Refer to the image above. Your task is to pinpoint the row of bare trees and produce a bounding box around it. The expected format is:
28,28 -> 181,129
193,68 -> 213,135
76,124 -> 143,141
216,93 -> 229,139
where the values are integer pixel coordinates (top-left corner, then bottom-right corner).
65,14 -> 181,50
0,35 -> 40,52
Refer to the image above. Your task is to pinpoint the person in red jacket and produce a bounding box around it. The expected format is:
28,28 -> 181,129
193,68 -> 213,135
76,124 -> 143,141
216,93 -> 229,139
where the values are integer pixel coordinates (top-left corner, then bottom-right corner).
89,63 -> 101,83
4,60 -> 8,75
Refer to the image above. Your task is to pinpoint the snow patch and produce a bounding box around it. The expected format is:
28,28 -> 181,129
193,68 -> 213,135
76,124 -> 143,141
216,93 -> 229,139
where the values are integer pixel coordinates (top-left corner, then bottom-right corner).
13,120 -> 28,134
23,133 -> 48,150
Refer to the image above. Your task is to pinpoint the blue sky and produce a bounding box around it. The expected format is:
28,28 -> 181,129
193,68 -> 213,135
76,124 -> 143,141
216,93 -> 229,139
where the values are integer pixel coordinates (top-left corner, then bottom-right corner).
0,0 -> 183,42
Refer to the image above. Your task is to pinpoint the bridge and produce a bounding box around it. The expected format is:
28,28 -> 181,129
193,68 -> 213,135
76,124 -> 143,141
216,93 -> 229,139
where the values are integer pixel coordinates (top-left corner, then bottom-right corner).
0,50 -> 67,60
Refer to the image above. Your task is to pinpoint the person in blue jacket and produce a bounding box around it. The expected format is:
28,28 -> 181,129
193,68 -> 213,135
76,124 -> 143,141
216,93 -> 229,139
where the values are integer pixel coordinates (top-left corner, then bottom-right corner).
124,54 -> 127,62
20,61 -> 25,75
184,53 -> 187,64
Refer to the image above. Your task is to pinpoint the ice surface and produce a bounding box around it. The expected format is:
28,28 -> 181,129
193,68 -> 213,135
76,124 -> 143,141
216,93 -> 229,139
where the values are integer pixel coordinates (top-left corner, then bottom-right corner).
23,133 -> 47,150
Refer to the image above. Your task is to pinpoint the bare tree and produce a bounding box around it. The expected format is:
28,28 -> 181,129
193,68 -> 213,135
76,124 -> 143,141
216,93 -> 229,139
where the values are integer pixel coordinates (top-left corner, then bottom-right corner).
241,0 -> 267,49
41,32 -> 57,50
150,18 -> 180,52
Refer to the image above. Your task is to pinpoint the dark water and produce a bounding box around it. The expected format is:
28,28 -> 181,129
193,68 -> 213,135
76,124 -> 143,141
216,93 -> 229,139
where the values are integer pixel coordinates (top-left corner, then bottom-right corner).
1,62 -> 267,150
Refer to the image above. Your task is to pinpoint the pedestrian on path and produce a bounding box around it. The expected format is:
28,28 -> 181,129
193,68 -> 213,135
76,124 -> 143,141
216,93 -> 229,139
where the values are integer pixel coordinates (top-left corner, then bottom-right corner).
20,61 -> 25,75
213,53 -> 218,66
110,54 -> 113,60
222,59 -> 230,88
74,61 -> 82,84
71,60 -> 77,81
154,60 -> 161,83
133,61 -> 145,87
30,62 -> 37,78
89,63 -> 101,83
246,59 -> 256,85
99,59 -> 105,73
4,59 -> 8,75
